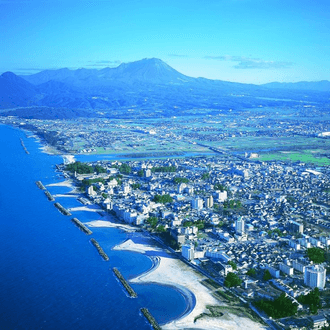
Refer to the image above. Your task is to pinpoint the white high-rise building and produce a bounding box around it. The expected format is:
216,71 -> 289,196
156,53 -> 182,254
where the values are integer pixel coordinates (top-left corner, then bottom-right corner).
203,196 -> 214,208
235,217 -> 245,235
214,190 -> 227,202
304,265 -> 326,289
87,185 -> 97,196
144,169 -> 152,177
178,183 -> 186,193
192,198 -> 203,210
182,245 -> 194,261
122,183 -> 131,194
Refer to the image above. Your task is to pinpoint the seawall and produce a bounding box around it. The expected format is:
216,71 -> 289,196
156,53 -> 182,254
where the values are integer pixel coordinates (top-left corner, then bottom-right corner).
90,238 -> 109,261
113,267 -> 137,298
54,202 -> 72,216
71,218 -> 92,235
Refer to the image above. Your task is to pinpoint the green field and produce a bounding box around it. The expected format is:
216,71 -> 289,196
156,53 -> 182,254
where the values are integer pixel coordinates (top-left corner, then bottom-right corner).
258,151 -> 330,165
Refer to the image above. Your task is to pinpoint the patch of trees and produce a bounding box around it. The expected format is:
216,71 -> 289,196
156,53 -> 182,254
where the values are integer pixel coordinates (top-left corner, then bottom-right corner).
131,183 -> 141,189
307,247 -> 326,264
66,161 -> 94,174
108,174 -> 123,185
66,161 -> 107,175
146,216 -> 158,229
153,194 -> 173,204
214,183 -> 229,192
94,165 -> 107,174
268,228 -> 283,237
158,231 -> 181,250
137,169 -> 144,177
224,272 -> 242,288
173,177 -> 189,184
228,261 -> 237,270
119,163 -> 131,175
156,225 -> 166,233
82,178 -> 105,187
297,288 -> 321,314
246,268 -> 256,277
201,172 -> 210,180
223,199 -> 242,209
182,219 -> 204,230
263,269 -> 272,281
151,166 -> 176,173
254,293 -> 298,319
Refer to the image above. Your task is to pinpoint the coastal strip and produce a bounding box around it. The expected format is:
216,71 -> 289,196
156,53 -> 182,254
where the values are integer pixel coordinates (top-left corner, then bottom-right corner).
90,238 -> 109,261
141,308 -> 161,330
20,138 -> 29,154
54,202 -> 72,216
113,267 -> 137,298
71,218 -> 93,235
44,190 -> 55,201
36,181 -> 46,190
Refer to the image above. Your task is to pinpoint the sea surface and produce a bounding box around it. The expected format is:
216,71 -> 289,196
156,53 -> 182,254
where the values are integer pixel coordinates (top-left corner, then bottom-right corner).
0,125 -> 187,330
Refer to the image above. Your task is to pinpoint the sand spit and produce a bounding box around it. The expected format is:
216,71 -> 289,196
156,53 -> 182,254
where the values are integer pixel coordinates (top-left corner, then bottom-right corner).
62,154 -> 75,164
68,205 -> 102,213
47,180 -> 74,188
52,194 -> 80,198
114,235 -> 266,330
85,220 -> 137,233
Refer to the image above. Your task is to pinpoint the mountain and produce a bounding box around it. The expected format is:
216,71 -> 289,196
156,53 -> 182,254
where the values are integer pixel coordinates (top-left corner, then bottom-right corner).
22,58 -> 193,87
263,80 -> 330,92
0,72 -> 38,108
0,58 -> 329,115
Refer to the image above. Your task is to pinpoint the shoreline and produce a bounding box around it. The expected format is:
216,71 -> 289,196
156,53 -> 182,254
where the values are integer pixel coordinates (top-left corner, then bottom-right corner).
43,149 -> 267,330
113,234 -> 266,330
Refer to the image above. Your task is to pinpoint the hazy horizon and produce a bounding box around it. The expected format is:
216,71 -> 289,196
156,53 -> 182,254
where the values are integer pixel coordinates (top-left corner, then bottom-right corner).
1,0 -> 329,84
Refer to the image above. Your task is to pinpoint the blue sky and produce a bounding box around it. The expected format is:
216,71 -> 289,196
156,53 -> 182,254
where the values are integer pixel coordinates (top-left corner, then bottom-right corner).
0,0 -> 329,84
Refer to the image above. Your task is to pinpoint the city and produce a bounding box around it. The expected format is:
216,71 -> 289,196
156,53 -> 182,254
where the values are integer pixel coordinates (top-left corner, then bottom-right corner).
58,150 -> 330,329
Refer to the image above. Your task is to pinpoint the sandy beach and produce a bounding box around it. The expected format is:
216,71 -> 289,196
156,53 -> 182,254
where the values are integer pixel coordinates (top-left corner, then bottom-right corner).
47,180 -> 75,188
39,144 -> 60,155
113,234 -> 266,330
62,154 -> 76,164
85,219 -> 137,232
68,205 -> 103,213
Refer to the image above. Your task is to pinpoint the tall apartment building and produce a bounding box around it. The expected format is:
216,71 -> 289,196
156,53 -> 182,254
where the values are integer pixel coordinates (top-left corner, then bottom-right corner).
235,217 -> 245,235
304,265 -> 326,289
192,198 -> 203,210
288,220 -> 304,234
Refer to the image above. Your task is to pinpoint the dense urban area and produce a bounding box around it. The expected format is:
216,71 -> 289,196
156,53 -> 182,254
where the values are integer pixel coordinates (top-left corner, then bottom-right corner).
3,103 -> 330,330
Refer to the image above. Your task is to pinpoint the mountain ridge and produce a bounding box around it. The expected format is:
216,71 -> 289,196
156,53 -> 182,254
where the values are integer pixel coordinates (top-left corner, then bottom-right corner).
0,58 -> 329,113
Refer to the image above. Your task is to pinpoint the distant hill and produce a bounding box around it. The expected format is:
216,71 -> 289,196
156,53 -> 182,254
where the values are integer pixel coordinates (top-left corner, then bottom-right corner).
0,58 -> 329,116
263,80 -> 330,92
0,72 -> 38,108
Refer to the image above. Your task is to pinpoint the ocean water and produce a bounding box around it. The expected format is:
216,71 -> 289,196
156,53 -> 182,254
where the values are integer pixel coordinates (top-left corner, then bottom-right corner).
0,125 -> 187,330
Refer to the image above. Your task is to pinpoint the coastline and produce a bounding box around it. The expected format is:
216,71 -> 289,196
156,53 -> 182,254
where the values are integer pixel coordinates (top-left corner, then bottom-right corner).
43,147 -> 267,330
113,234 -> 266,330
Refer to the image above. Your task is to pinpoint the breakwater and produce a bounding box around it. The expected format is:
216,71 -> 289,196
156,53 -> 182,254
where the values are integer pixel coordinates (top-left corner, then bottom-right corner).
36,181 -> 46,190
141,308 -> 161,330
113,267 -> 137,298
44,190 -> 55,201
71,218 -> 92,235
90,238 -> 109,261
20,138 -> 29,154
54,202 -> 72,216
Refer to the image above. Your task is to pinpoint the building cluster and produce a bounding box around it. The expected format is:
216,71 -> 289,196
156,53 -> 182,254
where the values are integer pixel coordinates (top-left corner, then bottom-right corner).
63,154 -> 330,312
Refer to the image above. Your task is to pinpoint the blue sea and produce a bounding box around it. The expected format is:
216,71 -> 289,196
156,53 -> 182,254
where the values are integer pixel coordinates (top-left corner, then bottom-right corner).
0,125 -> 187,330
